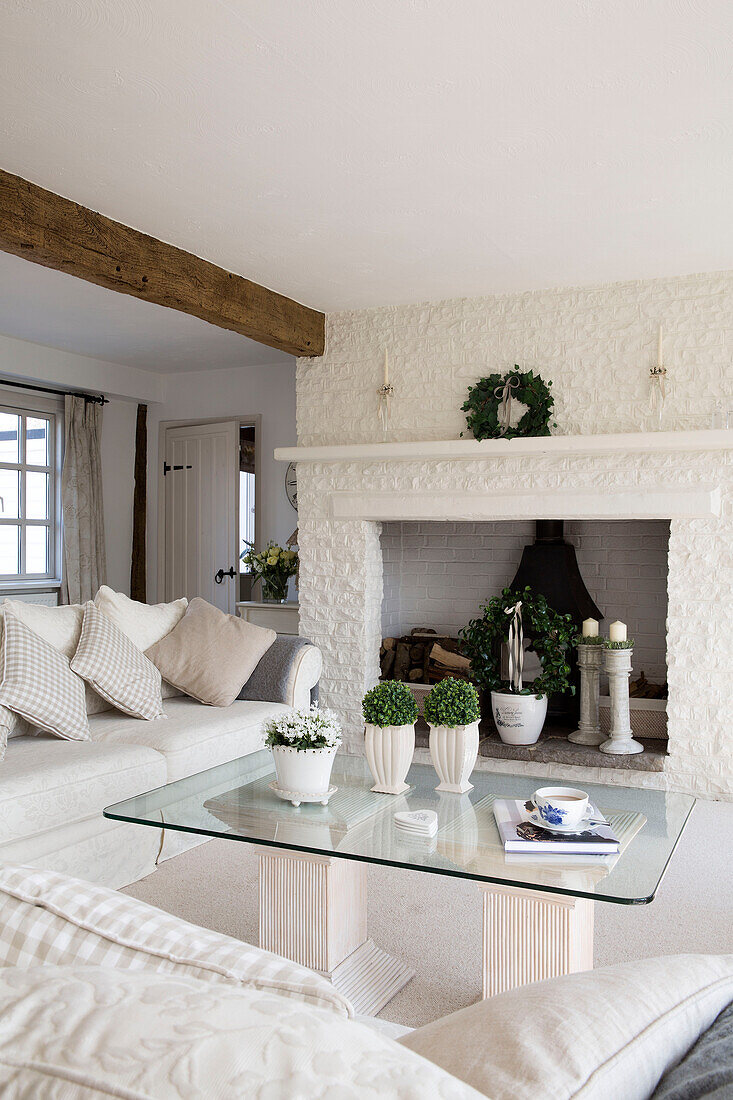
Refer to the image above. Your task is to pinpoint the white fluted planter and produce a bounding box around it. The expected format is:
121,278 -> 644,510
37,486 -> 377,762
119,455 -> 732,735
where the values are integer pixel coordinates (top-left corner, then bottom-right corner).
428,721 -> 480,794
491,691 -> 548,745
364,723 -> 415,794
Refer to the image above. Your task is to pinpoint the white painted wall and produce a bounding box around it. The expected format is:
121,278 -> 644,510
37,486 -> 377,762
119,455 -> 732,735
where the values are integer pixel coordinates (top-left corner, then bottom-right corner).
146,360 -> 298,600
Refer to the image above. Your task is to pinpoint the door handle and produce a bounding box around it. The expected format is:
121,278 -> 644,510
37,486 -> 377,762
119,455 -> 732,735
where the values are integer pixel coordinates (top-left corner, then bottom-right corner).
214,567 -> 236,584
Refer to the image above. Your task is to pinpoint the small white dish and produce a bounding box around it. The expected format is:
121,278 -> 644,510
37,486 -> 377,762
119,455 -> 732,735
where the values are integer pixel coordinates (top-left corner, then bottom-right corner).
269,781 -> 337,808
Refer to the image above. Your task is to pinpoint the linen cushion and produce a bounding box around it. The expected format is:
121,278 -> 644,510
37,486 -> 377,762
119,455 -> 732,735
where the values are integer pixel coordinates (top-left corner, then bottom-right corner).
94,585 -> 189,700
0,862 -> 350,1016
0,738 -> 165,845
400,954 -> 733,1100
94,584 -> 188,650
146,597 -> 276,706
0,966 -> 481,1100
0,609 -> 89,741
71,601 -> 164,719
1,598 -> 110,717
90,696 -> 285,781
651,999 -> 733,1099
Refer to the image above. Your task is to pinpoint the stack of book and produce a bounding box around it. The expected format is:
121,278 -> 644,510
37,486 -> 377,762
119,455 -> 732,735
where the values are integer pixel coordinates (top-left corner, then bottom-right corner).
493,798 -> 621,854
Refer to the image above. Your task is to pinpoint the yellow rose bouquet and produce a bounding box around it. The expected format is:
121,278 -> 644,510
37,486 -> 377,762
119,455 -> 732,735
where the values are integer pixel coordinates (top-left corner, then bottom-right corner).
240,541 -> 298,602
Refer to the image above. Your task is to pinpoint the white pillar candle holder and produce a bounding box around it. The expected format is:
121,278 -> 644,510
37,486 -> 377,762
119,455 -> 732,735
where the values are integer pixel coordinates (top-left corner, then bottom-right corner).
568,644 -> 603,746
599,646 -> 644,755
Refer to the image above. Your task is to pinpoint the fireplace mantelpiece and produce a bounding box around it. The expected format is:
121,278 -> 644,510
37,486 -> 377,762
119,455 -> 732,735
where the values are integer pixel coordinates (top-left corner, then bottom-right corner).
276,428 -> 732,465
277,429 -> 733,798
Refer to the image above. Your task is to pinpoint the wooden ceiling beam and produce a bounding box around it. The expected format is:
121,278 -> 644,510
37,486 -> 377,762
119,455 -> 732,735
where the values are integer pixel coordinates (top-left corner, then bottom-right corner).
0,169 -> 324,357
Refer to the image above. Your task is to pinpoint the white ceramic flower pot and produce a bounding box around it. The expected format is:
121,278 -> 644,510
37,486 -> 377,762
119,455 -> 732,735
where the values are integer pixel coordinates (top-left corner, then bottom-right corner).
428,721 -> 480,794
491,691 -> 548,745
364,723 -> 415,795
271,745 -> 338,796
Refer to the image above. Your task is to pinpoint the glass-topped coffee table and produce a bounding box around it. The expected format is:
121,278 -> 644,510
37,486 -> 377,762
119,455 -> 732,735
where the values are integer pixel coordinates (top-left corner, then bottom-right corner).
105,750 -> 694,1015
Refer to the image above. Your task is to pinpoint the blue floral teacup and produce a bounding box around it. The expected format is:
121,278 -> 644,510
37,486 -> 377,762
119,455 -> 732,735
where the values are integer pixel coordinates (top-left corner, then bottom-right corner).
533,786 -> 589,829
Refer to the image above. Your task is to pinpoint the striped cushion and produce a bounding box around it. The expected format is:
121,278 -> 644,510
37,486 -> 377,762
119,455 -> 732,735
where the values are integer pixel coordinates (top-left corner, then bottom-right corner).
71,602 -> 164,720
0,608 -> 89,741
0,863 -> 352,1018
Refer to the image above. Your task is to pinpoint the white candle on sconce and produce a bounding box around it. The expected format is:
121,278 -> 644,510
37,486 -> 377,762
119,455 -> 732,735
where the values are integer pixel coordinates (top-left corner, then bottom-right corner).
582,618 -> 599,638
383,349 -> 389,387
657,325 -> 663,368
609,620 -> 627,642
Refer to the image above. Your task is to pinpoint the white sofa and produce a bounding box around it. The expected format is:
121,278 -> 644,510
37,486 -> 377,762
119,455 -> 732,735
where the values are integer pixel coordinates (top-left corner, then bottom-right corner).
0,862 -> 731,1100
0,604 -> 322,888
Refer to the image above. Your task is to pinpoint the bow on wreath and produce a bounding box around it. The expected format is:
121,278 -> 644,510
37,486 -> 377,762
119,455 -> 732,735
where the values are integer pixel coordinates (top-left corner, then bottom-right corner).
493,375 -> 520,436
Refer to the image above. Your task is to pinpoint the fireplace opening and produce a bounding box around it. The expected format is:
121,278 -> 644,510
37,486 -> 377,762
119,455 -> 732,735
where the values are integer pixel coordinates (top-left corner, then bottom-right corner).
380,519 -> 669,771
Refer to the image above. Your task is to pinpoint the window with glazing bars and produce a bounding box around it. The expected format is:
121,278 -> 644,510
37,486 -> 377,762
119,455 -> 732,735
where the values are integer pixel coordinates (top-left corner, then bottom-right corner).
0,405 -> 61,581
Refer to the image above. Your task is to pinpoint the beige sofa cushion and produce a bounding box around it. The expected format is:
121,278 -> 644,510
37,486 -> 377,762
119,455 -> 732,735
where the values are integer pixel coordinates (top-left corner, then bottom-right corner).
0,736 -> 166,844
400,954 -> 733,1100
0,609 -> 90,741
90,696 -> 288,781
0,965 -> 482,1099
0,863 -> 351,1017
71,602 -> 165,720
146,597 -> 276,707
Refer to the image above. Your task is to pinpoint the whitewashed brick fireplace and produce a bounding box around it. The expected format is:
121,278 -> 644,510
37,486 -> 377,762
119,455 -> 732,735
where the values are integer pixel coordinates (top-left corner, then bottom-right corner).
285,270 -> 733,798
277,432 -> 732,798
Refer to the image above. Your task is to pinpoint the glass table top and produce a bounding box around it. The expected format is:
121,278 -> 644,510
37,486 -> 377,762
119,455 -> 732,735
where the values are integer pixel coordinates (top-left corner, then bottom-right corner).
104,750 -> 695,905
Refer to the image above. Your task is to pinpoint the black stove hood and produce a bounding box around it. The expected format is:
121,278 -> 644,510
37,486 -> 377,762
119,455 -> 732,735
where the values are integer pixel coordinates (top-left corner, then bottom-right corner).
511,521 -> 602,624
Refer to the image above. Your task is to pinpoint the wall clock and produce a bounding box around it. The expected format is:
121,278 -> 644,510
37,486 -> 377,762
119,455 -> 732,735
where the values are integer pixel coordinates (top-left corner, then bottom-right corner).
285,462 -> 298,510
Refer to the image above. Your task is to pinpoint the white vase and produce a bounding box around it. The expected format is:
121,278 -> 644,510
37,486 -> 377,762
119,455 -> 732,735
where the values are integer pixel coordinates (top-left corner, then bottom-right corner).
271,745 -> 338,796
364,723 -> 415,795
428,721 -> 480,794
491,691 -> 548,745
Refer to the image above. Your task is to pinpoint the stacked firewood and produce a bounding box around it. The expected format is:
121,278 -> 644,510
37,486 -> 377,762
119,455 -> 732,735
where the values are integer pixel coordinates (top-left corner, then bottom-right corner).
629,672 -> 668,699
380,629 -> 473,684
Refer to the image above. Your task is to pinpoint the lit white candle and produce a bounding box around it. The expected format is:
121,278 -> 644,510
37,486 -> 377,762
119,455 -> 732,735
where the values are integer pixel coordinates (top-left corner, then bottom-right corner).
609,620 -> 627,642
582,617 -> 599,638
657,325 -> 663,368
383,349 -> 389,387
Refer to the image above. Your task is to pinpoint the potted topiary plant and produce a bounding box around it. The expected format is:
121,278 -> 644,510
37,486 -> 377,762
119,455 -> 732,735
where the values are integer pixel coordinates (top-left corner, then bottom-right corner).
264,706 -> 342,806
459,586 -> 574,746
362,680 -> 419,794
423,677 -> 481,793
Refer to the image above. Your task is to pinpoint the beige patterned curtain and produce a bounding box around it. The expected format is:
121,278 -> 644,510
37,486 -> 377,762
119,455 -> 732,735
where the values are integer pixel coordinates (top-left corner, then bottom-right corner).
60,396 -> 107,605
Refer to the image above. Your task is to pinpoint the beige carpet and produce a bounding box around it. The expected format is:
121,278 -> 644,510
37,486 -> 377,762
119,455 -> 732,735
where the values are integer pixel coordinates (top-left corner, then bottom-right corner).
124,798 -> 733,1029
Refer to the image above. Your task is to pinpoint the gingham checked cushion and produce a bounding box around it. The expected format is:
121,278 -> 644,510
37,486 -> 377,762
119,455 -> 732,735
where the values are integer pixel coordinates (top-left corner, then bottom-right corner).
0,608 -> 89,741
70,602 -> 165,720
0,863 -> 351,1018
0,705 -> 8,761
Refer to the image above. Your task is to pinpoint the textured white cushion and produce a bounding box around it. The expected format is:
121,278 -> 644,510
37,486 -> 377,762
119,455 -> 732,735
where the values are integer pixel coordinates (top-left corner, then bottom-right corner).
400,954 -> 733,1100
0,599 -> 110,717
0,965 -> 480,1099
94,585 -> 188,651
71,601 -> 165,719
0,863 -> 351,1016
90,696 -> 287,781
0,609 -> 89,741
0,736 -> 165,844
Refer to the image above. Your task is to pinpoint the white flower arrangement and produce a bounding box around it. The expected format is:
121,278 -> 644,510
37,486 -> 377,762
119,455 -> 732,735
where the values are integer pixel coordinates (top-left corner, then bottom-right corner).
264,706 -> 342,751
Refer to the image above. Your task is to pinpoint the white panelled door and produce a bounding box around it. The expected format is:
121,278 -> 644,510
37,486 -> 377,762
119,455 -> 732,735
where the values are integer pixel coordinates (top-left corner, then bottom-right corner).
163,420 -> 238,613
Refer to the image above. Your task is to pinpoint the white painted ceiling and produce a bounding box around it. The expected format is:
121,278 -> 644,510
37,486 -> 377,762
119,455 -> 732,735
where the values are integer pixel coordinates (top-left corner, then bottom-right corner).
0,251 -> 291,372
2,0 -> 733,316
